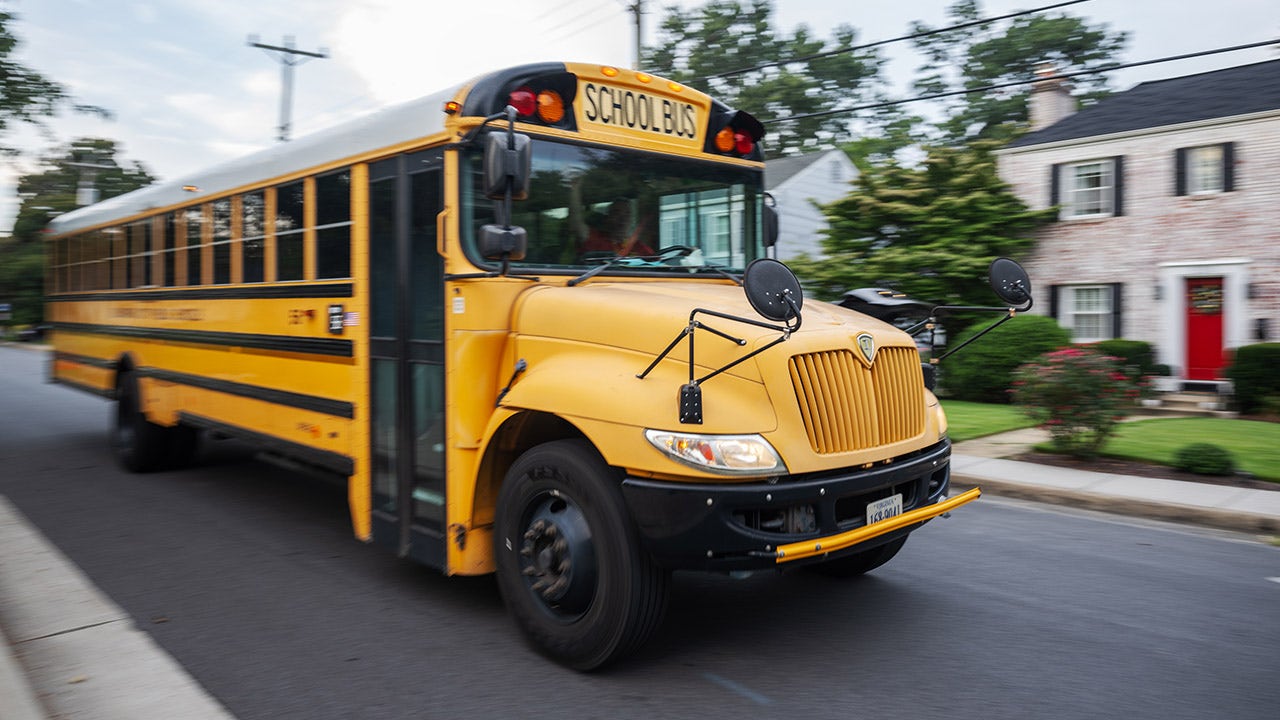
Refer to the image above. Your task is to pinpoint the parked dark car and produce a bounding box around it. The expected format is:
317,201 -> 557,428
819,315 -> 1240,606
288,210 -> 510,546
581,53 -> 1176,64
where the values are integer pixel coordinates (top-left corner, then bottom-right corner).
16,325 -> 52,342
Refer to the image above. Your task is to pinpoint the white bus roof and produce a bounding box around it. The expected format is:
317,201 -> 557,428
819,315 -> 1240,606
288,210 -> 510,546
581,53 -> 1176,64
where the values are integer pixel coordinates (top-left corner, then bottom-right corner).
48,83 -> 461,236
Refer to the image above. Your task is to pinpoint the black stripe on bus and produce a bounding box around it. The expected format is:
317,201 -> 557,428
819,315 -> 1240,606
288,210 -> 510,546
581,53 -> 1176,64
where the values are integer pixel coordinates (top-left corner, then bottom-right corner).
53,351 -> 118,370
46,283 -> 354,303
54,322 -> 354,358
179,412 -> 355,477
141,367 -> 354,418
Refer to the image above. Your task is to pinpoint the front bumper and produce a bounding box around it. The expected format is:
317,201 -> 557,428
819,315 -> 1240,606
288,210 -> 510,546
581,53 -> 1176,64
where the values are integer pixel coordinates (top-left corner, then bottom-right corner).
621,440 -> 977,571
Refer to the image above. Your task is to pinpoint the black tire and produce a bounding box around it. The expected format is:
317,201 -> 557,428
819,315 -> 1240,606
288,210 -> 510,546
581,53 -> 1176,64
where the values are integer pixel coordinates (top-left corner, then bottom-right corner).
165,424 -> 201,469
807,536 -> 908,578
494,439 -> 669,671
112,371 -> 167,473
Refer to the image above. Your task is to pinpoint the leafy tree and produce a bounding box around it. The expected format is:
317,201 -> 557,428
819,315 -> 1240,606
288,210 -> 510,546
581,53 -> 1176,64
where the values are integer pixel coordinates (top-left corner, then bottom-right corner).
0,9 -> 65,144
911,0 -> 1128,143
787,140 -> 1056,338
642,0 -> 884,156
8,138 -> 154,243
1,138 -> 153,327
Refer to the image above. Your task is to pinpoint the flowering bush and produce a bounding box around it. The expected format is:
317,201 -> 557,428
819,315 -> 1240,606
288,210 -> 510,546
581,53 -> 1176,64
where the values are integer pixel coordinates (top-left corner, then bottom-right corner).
1011,347 -> 1144,458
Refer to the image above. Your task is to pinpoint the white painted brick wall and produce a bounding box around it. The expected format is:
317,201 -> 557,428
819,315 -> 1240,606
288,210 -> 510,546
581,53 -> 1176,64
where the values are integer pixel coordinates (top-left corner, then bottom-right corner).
997,111 -> 1280,378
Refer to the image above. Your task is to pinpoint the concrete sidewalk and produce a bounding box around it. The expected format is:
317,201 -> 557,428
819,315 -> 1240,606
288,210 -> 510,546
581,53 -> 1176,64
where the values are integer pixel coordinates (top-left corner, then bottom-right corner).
0,496 -> 235,720
3,431 -> 1278,720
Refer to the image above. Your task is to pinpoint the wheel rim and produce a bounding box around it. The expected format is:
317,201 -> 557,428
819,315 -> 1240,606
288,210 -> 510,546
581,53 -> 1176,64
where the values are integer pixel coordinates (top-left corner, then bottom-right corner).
518,491 -> 598,621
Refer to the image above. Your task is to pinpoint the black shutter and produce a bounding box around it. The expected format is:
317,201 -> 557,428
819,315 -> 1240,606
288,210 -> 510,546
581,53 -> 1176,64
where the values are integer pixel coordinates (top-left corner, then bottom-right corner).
1112,156 -> 1124,216
1110,282 -> 1123,339
1175,148 -> 1187,196
1048,284 -> 1060,320
1049,163 -> 1061,207
1222,142 -> 1235,192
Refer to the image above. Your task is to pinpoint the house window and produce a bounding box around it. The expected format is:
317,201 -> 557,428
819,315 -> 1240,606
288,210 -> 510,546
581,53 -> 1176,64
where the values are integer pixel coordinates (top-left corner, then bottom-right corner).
1066,161 -> 1113,217
1051,284 -> 1121,343
1176,143 -> 1234,196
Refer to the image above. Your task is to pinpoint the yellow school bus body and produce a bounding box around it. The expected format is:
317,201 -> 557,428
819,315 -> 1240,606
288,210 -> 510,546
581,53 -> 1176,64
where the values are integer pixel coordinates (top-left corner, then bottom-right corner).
46,62 -> 972,668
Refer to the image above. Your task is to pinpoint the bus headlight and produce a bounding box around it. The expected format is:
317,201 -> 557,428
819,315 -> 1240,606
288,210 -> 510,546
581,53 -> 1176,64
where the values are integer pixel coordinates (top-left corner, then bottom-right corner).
644,430 -> 785,475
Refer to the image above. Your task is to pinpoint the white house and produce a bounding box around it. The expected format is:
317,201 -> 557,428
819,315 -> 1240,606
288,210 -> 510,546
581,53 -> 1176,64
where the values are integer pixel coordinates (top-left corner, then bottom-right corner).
996,59 -> 1280,389
765,148 -> 858,262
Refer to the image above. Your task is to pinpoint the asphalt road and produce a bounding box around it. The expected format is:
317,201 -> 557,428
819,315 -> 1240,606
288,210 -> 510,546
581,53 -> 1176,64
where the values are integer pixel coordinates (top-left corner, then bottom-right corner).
3,343 -> 1279,720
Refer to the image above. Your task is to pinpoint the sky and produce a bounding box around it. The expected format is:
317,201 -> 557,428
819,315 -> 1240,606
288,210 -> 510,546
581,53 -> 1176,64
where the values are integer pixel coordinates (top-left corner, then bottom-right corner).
2,0 -> 1277,232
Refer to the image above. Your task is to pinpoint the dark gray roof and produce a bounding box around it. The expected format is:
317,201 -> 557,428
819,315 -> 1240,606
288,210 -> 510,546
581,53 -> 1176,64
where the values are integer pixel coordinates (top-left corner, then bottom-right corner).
1008,59 -> 1280,148
765,150 -> 834,189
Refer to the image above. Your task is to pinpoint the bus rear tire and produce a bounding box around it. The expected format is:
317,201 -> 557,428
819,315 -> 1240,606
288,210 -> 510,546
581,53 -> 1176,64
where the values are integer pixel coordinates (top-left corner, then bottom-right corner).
113,371 -> 167,473
807,536 -> 907,578
494,439 -> 669,671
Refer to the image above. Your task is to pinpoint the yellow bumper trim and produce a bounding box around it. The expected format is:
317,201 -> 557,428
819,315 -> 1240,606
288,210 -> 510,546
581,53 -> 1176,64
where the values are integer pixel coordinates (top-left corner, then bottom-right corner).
774,487 -> 982,564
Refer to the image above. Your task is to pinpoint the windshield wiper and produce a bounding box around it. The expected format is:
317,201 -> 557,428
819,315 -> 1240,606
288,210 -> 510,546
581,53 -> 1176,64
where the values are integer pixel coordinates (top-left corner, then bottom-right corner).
567,255 -> 633,287
690,263 -> 743,285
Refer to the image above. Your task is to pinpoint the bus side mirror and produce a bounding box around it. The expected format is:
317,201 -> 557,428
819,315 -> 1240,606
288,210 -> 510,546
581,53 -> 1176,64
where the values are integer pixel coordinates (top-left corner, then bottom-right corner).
478,224 -> 528,261
762,204 -> 779,248
483,131 -> 531,200
988,257 -> 1032,309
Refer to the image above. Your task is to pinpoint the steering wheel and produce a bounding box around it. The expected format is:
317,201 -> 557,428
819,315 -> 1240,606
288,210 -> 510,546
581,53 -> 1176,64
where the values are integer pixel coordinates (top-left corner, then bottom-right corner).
652,245 -> 695,262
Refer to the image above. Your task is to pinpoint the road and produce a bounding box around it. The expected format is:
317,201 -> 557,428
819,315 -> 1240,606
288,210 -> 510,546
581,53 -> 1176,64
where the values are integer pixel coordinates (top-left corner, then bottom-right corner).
2,343 -> 1279,720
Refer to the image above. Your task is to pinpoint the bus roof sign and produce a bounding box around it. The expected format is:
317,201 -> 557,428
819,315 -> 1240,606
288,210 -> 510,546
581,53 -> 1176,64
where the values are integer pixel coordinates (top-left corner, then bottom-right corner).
578,79 -> 702,146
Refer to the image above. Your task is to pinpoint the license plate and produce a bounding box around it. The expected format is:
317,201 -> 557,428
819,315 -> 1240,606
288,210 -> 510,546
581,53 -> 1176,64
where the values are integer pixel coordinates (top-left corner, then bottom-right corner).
866,494 -> 903,524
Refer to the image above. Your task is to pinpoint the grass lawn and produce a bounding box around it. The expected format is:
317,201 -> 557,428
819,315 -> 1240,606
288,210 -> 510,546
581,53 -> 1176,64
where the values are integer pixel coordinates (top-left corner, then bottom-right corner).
940,400 -> 1038,442
1099,418 -> 1280,481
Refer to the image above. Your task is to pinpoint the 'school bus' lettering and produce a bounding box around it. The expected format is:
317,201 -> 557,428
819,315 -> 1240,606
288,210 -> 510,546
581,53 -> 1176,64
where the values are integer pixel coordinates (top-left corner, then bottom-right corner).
43,62 -> 978,671
580,81 -> 699,140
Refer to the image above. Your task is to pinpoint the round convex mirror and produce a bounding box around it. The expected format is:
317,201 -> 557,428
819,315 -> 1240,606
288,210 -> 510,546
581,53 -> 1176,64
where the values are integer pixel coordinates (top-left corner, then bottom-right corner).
742,258 -> 804,322
989,257 -> 1033,307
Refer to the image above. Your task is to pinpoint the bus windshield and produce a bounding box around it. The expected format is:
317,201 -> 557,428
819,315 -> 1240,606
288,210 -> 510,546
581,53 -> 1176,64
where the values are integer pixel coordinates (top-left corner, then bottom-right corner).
463,139 -> 768,275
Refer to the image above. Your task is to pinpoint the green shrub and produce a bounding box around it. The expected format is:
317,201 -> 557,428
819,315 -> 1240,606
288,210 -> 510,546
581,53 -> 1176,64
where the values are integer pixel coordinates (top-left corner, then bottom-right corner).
1090,339 -> 1162,377
940,314 -> 1071,403
1173,443 -> 1236,476
1227,343 -> 1280,414
1011,347 -> 1142,457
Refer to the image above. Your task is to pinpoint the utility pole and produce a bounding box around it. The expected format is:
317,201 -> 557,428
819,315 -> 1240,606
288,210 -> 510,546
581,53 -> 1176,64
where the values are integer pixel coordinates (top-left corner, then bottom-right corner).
626,1 -> 643,69
247,35 -> 328,142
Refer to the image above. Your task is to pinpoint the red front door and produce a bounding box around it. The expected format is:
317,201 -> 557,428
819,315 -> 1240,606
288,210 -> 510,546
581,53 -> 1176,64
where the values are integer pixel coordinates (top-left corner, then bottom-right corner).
1185,277 -> 1225,381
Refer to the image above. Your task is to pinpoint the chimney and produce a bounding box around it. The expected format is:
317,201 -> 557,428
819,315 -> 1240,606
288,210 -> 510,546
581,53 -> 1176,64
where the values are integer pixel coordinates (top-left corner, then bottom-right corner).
1029,62 -> 1076,131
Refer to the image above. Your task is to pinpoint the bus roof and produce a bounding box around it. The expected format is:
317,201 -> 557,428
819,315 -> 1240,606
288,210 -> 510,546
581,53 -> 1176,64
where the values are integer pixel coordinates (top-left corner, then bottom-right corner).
47,81 -> 462,237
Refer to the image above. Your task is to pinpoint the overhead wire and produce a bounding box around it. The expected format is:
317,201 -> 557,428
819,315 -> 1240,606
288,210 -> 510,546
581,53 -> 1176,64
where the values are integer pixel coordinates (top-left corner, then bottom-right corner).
701,0 -> 1092,81
760,38 -> 1280,125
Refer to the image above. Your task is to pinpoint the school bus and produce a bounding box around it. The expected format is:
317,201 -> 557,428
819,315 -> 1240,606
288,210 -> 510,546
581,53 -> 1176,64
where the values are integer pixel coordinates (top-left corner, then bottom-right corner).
45,61 -> 990,670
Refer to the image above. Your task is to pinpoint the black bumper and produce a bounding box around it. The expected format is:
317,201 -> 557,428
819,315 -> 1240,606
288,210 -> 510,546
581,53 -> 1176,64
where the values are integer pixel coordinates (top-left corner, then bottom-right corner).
621,440 -> 952,571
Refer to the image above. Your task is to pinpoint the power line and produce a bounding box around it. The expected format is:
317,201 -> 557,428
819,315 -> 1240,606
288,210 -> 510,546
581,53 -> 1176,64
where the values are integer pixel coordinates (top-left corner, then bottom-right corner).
703,0 -> 1091,81
761,38 -> 1280,126
248,35 -> 329,142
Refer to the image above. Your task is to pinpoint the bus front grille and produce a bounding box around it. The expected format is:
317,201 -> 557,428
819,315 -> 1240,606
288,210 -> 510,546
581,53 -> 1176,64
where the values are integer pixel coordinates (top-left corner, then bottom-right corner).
788,347 -> 926,455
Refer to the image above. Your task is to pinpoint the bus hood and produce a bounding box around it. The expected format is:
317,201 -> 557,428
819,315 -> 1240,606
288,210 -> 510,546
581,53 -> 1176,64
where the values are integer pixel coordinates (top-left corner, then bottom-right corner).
503,280 -> 936,470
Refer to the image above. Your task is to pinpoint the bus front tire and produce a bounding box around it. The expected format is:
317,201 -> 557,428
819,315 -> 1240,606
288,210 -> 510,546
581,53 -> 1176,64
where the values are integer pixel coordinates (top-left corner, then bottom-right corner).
494,439 -> 669,671
807,536 -> 907,578
113,372 -> 167,473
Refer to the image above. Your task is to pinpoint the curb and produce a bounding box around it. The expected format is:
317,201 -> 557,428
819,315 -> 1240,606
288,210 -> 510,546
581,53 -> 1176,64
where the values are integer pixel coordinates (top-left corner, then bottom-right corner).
951,474 -> 1280,535
0,630 -> 47,720
0,496 -> 237,720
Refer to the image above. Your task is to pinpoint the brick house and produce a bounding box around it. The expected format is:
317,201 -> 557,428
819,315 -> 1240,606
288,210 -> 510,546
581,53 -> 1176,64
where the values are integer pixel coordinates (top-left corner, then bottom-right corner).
996,59 -> 1280,390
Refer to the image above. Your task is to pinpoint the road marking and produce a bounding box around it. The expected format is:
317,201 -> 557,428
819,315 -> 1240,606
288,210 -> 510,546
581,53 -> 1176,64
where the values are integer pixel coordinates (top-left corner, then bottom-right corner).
704,672 -> 773,705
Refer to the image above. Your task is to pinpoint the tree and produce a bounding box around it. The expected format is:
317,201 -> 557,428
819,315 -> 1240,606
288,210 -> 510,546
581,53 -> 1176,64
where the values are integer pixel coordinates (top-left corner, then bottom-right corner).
8,138 -> 154,243
0,138 -> 153,327
642,0 -> 884,156
0,9 -> 65,145
911,0 -> 1128,143
786,140 -> 1056,338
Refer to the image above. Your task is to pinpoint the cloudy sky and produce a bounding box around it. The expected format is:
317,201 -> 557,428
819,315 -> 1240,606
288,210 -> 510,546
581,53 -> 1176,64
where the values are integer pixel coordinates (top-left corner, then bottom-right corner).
3,0 -> 1277,230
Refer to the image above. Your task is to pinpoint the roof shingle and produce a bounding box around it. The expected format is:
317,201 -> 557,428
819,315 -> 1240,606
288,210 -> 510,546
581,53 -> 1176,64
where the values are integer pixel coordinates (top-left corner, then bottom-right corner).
1007,59 -> 1280,148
